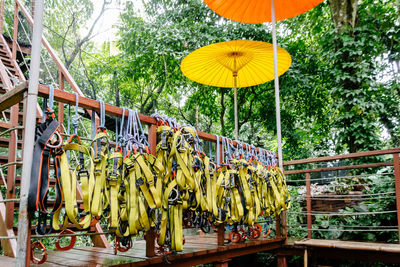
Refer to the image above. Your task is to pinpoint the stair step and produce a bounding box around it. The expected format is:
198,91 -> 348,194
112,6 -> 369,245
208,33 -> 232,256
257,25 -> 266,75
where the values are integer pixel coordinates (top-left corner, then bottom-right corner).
0,176 -> 57,187
0,137 -> 22,148
0,155 -> 22,165
0,56 -> 12,63
0,121 -> 12,129
0,48 -> 8,55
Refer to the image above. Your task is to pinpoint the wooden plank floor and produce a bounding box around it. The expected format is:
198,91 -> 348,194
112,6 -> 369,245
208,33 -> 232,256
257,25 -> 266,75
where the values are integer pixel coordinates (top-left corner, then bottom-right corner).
0,233 -> 285,266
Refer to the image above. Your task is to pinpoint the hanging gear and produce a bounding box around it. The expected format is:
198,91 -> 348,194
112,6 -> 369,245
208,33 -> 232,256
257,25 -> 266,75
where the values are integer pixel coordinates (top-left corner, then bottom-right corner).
28,88 -> 290,255
28,85 -> 64,235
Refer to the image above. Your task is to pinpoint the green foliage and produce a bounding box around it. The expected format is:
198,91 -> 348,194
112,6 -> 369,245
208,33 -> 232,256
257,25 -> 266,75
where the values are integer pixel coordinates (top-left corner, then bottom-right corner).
288,168 -> 398,244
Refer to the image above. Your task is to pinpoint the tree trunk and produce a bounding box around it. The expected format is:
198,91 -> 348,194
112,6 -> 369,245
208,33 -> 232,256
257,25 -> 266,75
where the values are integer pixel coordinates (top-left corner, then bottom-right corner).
329,0 -> 361,153
329,0 -> 358,32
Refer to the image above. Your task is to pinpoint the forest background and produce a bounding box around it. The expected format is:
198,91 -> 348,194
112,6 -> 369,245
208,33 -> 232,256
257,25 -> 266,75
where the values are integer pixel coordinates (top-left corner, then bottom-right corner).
10,0 -> 400,161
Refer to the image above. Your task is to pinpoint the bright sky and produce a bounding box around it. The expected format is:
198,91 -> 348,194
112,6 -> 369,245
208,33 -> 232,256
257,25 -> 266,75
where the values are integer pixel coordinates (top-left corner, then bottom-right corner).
89,0 -> 144,45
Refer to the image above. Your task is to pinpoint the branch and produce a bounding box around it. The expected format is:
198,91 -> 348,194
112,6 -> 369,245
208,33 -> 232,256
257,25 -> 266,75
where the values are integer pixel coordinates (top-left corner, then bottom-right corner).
79,0 -> 111,46
143,85 -> 165,114
177,107 -> 194,126
78,50 -> 97,99
65,0 -> 111,69
62,12 -> 75,65
239,87 -> 256,129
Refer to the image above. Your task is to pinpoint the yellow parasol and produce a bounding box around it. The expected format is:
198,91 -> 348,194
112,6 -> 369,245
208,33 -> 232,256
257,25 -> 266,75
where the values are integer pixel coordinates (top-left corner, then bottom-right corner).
203,0 -> 324,167
181,40 -> 291,140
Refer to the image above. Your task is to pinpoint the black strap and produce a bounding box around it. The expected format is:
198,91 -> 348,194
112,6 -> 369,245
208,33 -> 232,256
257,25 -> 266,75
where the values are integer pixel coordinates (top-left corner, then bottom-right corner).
28,118 -> 65,235
28,119 -> 59,212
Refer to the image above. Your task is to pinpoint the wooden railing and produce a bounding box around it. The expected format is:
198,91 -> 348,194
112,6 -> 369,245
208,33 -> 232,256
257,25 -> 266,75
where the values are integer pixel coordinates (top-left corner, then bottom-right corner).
283,149 -> 400,243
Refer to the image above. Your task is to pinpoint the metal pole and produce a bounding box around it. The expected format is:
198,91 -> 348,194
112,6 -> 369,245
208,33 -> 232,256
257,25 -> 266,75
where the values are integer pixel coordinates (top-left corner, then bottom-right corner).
234,73 -> 238,140
16,0 -> 45,265
271,0 -> 283,168
306,172 -> 312,239
393,153 -> 400,243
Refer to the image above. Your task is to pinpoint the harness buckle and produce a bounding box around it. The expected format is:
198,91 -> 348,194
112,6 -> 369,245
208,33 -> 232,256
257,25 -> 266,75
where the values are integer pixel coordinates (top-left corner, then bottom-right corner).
161,132 -> 168,150
77,170 -> 89,179
136,177 -> 145,186
218,208 -> 227,221
178,136 -> 186,153
107,175 -> 119,185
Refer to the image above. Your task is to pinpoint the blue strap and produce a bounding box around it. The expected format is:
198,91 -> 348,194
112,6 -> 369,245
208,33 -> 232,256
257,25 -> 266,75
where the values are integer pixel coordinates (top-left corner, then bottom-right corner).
72,93 -> 79,135
118,107 -> 126,149
67,104 -> 71,135
48,85 -> 54,110
99,100 -> 105,128
215,135 -> 220,166
42,98 -> 47,122
91,110 -> 95,139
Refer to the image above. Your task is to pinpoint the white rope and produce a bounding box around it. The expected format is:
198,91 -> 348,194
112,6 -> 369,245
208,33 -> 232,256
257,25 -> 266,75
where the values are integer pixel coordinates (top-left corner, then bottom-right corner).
286,172 -> 394,183
296,195 -> 396,201
287,210 -> 397,216
287,227 -> 398,232
17,14 -> 57,85
288,224 -> 398,229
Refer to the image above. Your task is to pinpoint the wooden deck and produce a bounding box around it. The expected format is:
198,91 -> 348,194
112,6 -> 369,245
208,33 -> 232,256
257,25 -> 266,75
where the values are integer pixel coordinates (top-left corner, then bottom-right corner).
0,234 -> 285,266
295,238 -> 400,253
278,238 -> 400,265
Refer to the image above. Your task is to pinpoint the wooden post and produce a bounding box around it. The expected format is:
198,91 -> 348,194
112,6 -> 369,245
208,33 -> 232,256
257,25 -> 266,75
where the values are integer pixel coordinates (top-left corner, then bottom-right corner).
12,1 -> 18,60
306,172 -> 312,239
282,210 -> 287,240
145,124 -> 157,257
304,248 -> 308,267
393,153 -> 400,243
217,139 -> 225,246
217,224 -> 225,246
276,214 -> 281,238
0,190 -> 17,257
277,255 -> 288,267
214,259 -> 230,267
0,0 -> 5,35
6,104 -> 18,230
58,72 -> 65,132
25,219 -> 31,267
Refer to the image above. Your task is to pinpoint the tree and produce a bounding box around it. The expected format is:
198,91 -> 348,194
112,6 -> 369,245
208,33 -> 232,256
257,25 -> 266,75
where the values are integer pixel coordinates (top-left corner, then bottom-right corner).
85,0 -> 399,159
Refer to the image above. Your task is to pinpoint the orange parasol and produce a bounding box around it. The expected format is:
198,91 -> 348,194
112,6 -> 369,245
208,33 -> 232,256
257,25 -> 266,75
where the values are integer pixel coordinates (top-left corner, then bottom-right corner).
203,0 -> 324,23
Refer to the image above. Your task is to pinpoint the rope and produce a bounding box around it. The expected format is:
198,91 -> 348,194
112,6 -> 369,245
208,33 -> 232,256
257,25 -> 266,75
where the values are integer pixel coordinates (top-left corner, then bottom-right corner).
297,191 -> 396,198
3,19 -> 30,73
286,172 -> 395,183
17,14 -> 57,85
287,210 -> 397,216
99,100 -> 105,128
72,93 -> 79,135
288,224 -> 398,229
91,110 -> 96,139
296,195 -> 396,201
287,227 -> 398,232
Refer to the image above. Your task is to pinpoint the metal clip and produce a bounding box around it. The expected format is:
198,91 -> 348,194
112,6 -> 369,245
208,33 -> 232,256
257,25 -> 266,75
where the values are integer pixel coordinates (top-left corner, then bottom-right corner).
136,177 -> 144,187
161,132 -> 168,150
178,135 -> 186,153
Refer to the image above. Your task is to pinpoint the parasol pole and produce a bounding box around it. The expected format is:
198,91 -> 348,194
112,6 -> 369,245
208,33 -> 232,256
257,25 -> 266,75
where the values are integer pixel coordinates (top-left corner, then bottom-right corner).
271,0 -> 283,168
233,71 -> 238,140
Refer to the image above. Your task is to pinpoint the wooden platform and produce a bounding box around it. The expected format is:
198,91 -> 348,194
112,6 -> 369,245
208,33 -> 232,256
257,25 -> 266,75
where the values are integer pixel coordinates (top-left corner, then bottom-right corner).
0,234 -> 285,267
279,238 -> 400,264
295,238 -> 400,253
